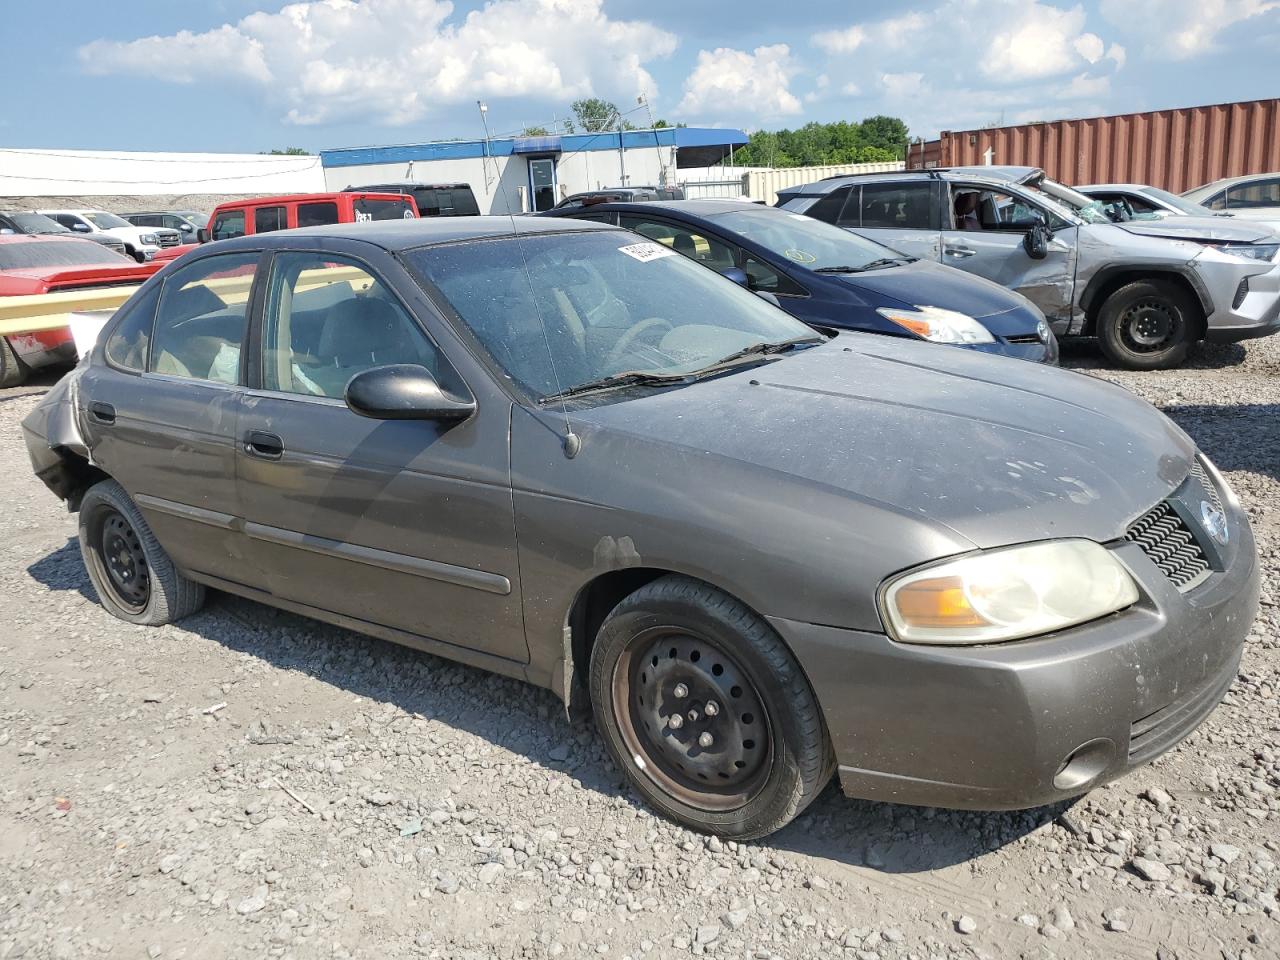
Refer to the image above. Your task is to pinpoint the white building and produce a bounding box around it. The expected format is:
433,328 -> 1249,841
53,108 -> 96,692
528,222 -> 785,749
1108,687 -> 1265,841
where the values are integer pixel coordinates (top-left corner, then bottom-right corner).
319,127 -> 749,214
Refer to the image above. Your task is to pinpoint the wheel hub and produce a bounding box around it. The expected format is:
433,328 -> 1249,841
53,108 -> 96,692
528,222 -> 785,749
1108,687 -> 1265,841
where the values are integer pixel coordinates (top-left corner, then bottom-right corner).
100,512 -> 150,609
1121,300 -> 1175,350
615,632 -> 770,808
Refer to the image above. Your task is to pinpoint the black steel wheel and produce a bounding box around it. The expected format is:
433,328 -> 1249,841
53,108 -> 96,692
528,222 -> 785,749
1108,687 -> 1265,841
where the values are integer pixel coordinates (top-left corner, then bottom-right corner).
590,574 -> 832,840
78,479 -> 205,626
1097,279 -> 1198,370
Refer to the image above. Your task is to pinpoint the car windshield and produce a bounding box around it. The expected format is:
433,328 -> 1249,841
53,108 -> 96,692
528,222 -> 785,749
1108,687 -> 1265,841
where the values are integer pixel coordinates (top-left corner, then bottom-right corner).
5,213 -> 67,234
709,207 -> 906,271
0,239 -> 131,269
407,230 -> 820,401
1026,179 -> 1112,224
84,211 -> 132,229
1139,187 -> 1214,216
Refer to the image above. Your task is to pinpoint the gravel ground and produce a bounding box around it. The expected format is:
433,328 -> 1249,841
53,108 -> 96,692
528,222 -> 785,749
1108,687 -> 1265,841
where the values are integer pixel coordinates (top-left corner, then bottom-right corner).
1,338 -> 1278,960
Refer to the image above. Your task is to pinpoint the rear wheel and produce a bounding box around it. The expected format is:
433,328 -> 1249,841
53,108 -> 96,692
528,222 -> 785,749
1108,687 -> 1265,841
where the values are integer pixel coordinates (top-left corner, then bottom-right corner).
1096,280 -> 1198,370
590,575 -> 831,840
0,338 -> 29,388
78,479 -> 205,625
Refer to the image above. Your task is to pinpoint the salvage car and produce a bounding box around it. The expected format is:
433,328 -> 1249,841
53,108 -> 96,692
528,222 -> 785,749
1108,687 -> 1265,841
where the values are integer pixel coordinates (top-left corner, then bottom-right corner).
23,218 -> 1259,839
0,210 -> 129,257
200,192 -> 419,243
123,210 -> 208,238
1077,184 -> 1280,236
1183,172 -> 1280,221
778,167 -> 1280,369
39,209 -> 182,262
0,235 -> 162,386
542,198 -> 1056,362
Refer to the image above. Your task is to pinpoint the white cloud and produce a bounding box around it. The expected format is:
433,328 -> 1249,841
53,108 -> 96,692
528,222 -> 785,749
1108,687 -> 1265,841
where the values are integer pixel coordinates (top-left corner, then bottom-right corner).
1106,42 -> 1127,68
1100,0 -> 1279,58
983,4 -> 1102,80
840,82 -> 861,96
879,72 -> 927,99
1060,72 -> 1110,99
676,44 -> 801,119
78,0 -> 677,127
813,25 -> 866,53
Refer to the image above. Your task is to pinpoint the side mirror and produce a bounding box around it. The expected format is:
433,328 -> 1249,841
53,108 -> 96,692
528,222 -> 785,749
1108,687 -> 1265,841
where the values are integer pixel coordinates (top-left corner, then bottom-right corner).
72,223 -> 91,233
0,228 -> 13,235
180,223 -> 194,233
345,364 -> 475,422
1023,222 -> 1052,260
755,290 -> 781,308
196,228 -> 210,244
720,266 -> 749,287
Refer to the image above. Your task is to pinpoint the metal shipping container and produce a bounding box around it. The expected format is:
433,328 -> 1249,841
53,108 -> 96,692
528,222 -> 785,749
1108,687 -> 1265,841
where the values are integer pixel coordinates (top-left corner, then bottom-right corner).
906,97 -> 1280,194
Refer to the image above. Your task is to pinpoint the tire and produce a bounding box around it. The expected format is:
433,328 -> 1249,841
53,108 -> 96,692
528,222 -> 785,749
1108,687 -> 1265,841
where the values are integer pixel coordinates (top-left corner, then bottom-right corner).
78,479 -> 205,626
1096,280 -> 1199,370
0,337 -> 29,388
589,574 -> 832,840
129,247 -> 147,263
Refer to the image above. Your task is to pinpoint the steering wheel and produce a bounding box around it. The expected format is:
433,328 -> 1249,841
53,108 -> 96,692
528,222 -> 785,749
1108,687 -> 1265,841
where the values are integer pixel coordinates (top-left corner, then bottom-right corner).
606,317 -> 673,368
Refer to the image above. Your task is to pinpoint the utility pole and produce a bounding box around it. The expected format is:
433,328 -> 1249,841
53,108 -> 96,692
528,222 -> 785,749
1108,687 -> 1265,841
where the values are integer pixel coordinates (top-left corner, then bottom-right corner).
477,100 -> 497,207
638,93 -> 669,187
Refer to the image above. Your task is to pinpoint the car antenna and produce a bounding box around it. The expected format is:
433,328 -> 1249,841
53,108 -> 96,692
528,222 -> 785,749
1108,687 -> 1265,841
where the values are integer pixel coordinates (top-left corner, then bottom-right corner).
477,100 -> 581,459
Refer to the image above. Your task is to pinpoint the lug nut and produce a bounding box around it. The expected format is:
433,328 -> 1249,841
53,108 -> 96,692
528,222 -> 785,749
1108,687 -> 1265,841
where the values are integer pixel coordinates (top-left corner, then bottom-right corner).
668,713 -> 684,730
673,683 -> 688,699
704,701 -> 719,717
698,732 -> 714,748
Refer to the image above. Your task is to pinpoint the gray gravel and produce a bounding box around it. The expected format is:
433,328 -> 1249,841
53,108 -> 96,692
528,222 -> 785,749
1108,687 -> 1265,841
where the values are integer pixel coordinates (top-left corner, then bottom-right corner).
2,336 -> 1278,960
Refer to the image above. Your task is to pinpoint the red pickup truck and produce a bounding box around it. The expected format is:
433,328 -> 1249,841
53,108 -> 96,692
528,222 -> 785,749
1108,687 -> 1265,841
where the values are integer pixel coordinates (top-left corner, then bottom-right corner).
199,192 -> 418,243
0,235 -> 163,387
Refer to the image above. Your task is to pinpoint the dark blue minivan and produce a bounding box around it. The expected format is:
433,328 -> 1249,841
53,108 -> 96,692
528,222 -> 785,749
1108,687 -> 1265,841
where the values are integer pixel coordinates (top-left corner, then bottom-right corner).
541,199 -> 1056,363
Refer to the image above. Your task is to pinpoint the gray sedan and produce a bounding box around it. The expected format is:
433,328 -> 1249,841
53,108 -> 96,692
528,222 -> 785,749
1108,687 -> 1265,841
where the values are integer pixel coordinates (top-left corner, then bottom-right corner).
23,217 -> 1259,839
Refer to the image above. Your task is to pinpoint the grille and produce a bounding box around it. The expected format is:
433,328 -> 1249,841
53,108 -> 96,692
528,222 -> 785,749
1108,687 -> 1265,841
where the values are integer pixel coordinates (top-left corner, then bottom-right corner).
1129,656 -> 1237,763
156,232 -> 181,247
1125,500 -> 1210,591
1004,334 -> 1042,344
1233,277 -> 1249,310
1188,461 -> 1222,512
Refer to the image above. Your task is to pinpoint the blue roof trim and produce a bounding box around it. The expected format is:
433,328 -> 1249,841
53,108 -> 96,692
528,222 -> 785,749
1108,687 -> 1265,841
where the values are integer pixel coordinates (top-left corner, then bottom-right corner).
511,135 -> 562,154
319,127 -> 749,168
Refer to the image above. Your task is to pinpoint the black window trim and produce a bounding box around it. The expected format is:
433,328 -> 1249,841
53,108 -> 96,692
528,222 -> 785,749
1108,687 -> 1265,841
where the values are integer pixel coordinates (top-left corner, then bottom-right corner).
245,246 -> 463,404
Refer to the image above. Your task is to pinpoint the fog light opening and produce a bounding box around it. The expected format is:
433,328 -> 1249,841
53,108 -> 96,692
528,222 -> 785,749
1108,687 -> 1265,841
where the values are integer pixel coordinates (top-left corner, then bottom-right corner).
1053,738 -> 1116,791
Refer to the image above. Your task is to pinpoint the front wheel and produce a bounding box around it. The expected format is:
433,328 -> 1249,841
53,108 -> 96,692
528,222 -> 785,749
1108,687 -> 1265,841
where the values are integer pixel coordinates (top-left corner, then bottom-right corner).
0,338 -> 29,388
78,479 -> 205,625
128,246 -> 147,263
589,575 -> 831,840
1096,280 -> 1199,370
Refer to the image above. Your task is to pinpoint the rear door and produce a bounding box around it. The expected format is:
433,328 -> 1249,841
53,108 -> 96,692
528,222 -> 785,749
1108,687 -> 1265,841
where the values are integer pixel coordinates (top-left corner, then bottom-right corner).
80,250 -> 263,586
940,182 -> 1076,323
235,246 -> 526,661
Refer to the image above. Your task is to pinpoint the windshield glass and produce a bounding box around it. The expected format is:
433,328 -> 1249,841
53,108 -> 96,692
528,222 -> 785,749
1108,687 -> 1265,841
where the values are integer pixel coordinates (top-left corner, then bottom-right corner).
710,207 -> 904,270
1139,187 -> 1213,216
5,213 -> 68,234
0,238 -> 132,270
1026,179 -> 1111,224
84,211 -> 132,229
408,230 -> 818,400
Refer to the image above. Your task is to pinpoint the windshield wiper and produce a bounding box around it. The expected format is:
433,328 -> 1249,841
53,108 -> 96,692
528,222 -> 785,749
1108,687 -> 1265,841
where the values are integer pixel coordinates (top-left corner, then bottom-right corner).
814,257 -> 912,273
687,334 -> 825,373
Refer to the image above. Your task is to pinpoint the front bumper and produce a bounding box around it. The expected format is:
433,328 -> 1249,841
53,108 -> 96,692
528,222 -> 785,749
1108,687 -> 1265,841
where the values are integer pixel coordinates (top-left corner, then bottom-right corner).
772,502 -> 1258,811
1201,256 -> 1280,343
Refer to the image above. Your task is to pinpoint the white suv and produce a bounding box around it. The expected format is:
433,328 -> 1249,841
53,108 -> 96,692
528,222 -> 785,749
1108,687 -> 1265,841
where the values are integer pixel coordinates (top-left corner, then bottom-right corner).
38,209 -> 182,263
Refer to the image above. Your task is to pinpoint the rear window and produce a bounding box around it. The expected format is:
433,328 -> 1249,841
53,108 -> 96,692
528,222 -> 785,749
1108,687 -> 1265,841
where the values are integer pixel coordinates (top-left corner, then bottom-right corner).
415,188 -> 479,217
352,197 -> 416,221
254,206 -> 287,233
860,182 -> 935,229
297,202 -> 339,228
0,239 -> 131,269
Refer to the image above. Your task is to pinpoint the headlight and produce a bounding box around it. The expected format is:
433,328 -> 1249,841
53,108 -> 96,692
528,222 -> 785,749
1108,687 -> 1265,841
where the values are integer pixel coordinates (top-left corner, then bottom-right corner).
1204,242 -> 1279,262
140,233 -> 159,245
881,540 -> 1138,645
876,305 -> 995,344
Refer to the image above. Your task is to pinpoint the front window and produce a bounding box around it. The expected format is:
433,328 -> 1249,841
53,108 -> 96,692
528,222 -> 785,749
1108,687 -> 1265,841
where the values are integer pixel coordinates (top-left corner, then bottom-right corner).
1140,187 -> 1214,216
407,230 -> 819,401
83,211 -> 133,230
1226,178 -> 1280,210
6,213 -> 68,234
211,210 -> 245,242
711,208 -> 906,273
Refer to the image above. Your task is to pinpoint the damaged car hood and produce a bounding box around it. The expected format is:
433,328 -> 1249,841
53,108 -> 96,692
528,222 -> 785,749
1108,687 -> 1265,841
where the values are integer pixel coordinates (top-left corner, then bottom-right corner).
571,334 -> 1194,550
1116,216 -> 1277,244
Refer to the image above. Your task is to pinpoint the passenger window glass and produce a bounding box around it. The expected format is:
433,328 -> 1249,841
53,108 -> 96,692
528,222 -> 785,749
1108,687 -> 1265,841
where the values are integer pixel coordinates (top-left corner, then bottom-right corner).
254,206 -> 287,233
149,253 -> 258,383
741,254 -> 806,297
618,217 -> 736,272
860,183 -> 933,229
262,252 -> 440,399
1204,191 -> 1227,211
805,186 -> 854,226
297,202 -> 339,228
211,210 -> 245,242
1226,179 -> 1280,209
104,284 -> 161,372
950,187 -> 1049,232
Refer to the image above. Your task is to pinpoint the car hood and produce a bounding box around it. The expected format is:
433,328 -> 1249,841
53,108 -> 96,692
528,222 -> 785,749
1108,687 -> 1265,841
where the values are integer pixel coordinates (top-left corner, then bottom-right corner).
1117,216 -> 1277,243
831,259 -> 1041,330
572,335 -> 1194,550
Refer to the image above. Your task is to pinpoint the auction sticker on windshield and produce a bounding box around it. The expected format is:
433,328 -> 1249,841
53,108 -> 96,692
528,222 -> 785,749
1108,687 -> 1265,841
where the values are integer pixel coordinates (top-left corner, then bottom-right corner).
618,242 -> 676,263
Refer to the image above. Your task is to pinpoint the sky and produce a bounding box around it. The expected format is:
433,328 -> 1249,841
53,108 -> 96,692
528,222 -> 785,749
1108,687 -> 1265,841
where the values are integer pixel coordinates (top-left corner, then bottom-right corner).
5,0 -> 1280,154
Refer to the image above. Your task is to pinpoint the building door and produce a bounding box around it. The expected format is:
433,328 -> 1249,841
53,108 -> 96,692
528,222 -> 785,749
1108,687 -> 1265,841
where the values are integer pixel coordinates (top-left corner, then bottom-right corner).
529,158 -> 557,212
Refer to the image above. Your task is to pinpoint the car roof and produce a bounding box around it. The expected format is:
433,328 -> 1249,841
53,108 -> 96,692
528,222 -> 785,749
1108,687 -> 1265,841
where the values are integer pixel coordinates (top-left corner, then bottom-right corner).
345,182 -> 471,189
550,198 -> 759,218
781,165 -> 1044,194
1076,184 -> 1149,192
213,193 -> 411,210
209,215 -> 619,252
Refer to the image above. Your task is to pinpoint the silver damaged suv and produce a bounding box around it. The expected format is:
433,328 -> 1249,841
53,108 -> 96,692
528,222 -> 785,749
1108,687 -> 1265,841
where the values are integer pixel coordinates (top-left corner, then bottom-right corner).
778,166 -> 1280,369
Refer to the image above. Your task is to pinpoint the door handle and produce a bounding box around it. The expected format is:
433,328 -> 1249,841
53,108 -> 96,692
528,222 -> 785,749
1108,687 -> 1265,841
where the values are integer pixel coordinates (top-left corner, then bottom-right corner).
89,401 -> 116,425
944,244 -> 976,258
244,430 -> 284,461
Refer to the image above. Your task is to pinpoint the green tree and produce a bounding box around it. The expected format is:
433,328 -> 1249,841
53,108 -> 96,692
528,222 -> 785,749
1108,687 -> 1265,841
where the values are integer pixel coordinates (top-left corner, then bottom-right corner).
521,125 -> 552,136
858,115 -> 910,157
570,97 -> 621,132
722,116 -> 910,167
261,147 -> 311,155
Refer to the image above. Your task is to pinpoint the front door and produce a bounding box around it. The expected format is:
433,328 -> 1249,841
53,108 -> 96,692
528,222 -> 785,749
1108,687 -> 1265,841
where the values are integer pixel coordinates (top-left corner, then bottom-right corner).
941,183 -> 1076,324
235,249 -> 527,662
529,158 -> 558,212
81,250 -> 262,586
